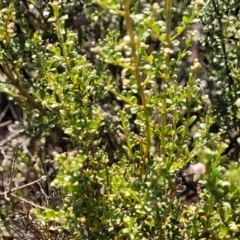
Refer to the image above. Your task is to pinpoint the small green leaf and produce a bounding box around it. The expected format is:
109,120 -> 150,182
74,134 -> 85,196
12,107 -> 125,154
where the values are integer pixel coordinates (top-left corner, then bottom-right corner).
123,216 -> 131,223
64,127 -> 73,134
176,125 -> 184,134
189,115 -> 197,125
219,225 -> 227,238
130,106 -> 139,114
60,14 -> 69,21
183,16 -> 190,24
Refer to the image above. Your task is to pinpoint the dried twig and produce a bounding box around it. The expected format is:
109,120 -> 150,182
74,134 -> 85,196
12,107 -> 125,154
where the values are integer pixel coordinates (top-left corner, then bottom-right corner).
6,146 -> 19,193
0,120 -> 12,127
0,176 -> 46,195
0,102 -> 10,122
9,192 -> 46,210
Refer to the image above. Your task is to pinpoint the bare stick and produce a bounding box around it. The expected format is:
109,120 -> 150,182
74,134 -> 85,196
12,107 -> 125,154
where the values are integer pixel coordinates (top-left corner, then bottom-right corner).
0,176 -> 46,195
9,192 -> 46,210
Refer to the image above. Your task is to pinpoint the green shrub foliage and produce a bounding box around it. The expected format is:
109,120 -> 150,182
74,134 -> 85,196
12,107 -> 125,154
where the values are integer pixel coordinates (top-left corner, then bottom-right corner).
0,0 -> 240,239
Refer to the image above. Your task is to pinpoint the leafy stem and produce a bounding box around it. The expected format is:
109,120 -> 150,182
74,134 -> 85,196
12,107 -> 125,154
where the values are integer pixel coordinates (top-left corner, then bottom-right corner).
161,0 -> 172,156
123,0 -> 150,162
54,18 -> 76,85
0,62 -> 48,116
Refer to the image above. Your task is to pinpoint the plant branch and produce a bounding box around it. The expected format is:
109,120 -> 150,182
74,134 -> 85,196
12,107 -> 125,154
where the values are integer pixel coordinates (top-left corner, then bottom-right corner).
94,0 -> 125,16
0,176 -> 46,195
0,63 -> 48,116
170,12 -> 198,42
211,0 -> 233,86
161,0 -> 172,156
55,19 -> 76,85
123,0 -> 151,162
9,192 -> 47,210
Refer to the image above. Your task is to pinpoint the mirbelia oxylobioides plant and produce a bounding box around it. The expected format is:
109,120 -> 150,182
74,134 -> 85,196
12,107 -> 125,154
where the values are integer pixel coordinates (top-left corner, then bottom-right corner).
34,0 -> 220,239
2,0 -> 240,239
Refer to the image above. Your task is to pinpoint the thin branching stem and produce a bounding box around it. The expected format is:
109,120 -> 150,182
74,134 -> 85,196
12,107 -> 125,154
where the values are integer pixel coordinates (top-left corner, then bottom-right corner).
123,0 -> 151,162
211,0 -> 232,85
94,0 -> 125,16
161,0 -> 172,156
0,63 -> 48,116
55,19 -> 76,85
0,176 -> 46,195
9,192 -> 47,210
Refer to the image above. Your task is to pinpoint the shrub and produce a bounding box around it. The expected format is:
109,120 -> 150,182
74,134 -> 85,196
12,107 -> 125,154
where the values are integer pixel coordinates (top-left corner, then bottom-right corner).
0,0 -> 239,239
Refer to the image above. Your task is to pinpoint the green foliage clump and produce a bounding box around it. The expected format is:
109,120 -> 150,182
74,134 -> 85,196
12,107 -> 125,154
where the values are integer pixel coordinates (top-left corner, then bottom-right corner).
0,0 -> 240,239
